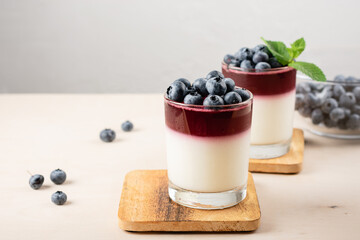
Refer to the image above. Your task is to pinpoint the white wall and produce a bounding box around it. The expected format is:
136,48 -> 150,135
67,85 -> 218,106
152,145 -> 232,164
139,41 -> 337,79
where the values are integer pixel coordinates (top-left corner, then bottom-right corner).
1,0 -> 360,93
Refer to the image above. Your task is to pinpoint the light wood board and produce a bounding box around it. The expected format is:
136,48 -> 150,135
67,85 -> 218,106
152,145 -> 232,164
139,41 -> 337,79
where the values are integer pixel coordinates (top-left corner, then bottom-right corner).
118,170 -> 261,232
249,128 -> 304,174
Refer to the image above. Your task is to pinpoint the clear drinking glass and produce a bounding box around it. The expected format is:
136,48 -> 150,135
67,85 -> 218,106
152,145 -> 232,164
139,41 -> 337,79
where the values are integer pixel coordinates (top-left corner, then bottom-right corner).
164,89 -> 253,209
222,64 -> 296,159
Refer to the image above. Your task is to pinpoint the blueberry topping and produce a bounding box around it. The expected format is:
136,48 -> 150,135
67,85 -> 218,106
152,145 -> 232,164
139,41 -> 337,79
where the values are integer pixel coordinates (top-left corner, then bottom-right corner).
203,95 -> 225,106
255,62 -> 271,71
193,78 -> 208,96
50,169 -> 67,185
321,98 -> 338,114
253,44 -> 272,56
224,78 -> 235,93
252,51 -> 269,64
121,120 -> 134,132
174,78 -> 191,89
166,81 -> 187,102
223,54 -> 235,64
268,57 -> 283,68
51,191 -> 67,205
329,108 -> 345,122
206,70 -> 224,80
233,88 -> 250,101
100,129 -> 116,142
29,174 -> 44,190
206,77 -> 227,96
224,92 -> 242,104
235,47 -> 254,61
240,60 -> 254,70
184,92 -> 203,105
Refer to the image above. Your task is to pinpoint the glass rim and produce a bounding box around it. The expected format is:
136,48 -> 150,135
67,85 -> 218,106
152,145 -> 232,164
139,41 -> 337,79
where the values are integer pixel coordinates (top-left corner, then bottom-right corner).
297,74 -> 360,85
222,61 -> 292,73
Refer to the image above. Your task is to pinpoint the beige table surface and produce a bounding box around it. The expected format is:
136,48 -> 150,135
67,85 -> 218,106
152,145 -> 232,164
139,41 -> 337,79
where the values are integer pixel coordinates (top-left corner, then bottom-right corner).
1,94 -> 360,240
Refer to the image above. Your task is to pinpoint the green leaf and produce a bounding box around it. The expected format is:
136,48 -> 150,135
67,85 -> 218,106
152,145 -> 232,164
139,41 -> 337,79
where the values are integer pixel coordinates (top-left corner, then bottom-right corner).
290,37 -> 306,59
286,47 -> 294,59
289,61 -> 326,82
261,37 -> 292,65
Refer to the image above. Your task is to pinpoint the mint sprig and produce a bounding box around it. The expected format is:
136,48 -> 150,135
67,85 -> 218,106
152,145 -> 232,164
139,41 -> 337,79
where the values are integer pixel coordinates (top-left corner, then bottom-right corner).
261,37 -> 326,82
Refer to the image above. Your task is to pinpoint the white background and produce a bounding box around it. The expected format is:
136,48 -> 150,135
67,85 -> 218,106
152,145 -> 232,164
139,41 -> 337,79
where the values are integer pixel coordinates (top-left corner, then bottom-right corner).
1,0 -> 360,93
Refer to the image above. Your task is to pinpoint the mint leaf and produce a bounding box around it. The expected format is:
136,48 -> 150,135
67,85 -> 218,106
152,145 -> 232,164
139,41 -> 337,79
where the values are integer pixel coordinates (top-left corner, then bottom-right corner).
289,61 -> 326,82
261,37 -> 292,65
290,37 -> 305,59
286,47 -> 294,59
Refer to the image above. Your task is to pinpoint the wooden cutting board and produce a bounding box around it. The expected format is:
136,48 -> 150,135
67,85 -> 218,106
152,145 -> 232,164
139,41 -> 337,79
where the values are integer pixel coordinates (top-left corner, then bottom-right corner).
118,170 -> 261,232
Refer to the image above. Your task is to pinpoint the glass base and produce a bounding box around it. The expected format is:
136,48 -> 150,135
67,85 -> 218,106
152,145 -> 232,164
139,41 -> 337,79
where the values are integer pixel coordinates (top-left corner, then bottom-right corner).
168,181 -> 247,210
250,138 -> 291,159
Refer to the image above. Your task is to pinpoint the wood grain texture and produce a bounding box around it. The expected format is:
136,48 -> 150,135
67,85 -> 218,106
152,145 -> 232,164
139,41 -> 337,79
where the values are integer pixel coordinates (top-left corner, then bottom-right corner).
249,128 -> 304,174
118,170 -> 260,232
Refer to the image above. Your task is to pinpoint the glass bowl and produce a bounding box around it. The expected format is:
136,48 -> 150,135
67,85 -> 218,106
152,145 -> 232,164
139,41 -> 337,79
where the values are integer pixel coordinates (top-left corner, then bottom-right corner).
296,75 -> 360,139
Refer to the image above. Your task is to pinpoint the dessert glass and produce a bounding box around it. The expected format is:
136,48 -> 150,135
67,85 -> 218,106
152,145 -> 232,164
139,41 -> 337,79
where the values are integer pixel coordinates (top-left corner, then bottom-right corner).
222,64 -> 296,159
164,89 -> 253,209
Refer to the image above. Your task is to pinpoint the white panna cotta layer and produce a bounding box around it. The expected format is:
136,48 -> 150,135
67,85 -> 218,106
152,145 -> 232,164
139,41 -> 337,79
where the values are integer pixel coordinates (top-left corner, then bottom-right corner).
166,127 -> 250,193
251,89 -> 295,145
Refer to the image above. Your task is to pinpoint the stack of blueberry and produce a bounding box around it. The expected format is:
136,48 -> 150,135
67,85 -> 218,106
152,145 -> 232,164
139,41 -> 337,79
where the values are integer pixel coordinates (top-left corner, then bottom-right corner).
166,70 -> 250,106
296,75 -> 360,130
223,44 -> 282,71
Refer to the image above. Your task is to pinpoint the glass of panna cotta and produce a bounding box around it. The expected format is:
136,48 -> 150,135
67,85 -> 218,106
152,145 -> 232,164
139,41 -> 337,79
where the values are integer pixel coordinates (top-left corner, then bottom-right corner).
222,64 -> 296,159
164,88 -> 253,209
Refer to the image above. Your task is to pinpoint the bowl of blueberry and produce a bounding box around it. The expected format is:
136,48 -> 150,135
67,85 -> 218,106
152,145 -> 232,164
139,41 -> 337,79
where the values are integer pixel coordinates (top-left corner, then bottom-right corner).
296,75 -> 360,139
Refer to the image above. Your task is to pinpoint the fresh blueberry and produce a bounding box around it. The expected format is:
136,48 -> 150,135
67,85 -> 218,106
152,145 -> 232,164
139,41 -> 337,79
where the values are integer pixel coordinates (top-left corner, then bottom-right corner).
324,117 -> 337,128
339,92 -> 356,108
29,174 -> 44,190
51,191 -> 67,205
224,92 -> 242,104
206,70 -> 224,80
343,108 -> 351,118
206,77 -> 227,96
234,47 -> 254,61
231,59 -> 241,67
184,92 -> 203,105
337,119 -> 348,130
345,76 -> 358,83
255,62 -> 271,71
352,105 -> 360,115
203,95 -> 224,106
321,98 -> 338,114
298,107 -> 312,117
334,75 -> 346,82
240,60 -> 254,70
121,120 -> 134,132
166,81 -> 187,102
233,88 -> 250,101
346,114 -> 360,129
304,93 -> 321,108
296,82 -> 311,94
174,78 -> 191,89
193,78 -> 208,96
223,54 -> 235,65
252,51 -> 269,64
50,169 -> 66,185
311,108 -> 324,125
329,108 -> 346,122
224,78 -> 235,93
253,44 -> 272,56
295,94 -> 305,110
332,84 -> 346,99
353,87 -> 360,102
186,86 -> 197,94
100,129 -> 116,142
268,57 -> 282,68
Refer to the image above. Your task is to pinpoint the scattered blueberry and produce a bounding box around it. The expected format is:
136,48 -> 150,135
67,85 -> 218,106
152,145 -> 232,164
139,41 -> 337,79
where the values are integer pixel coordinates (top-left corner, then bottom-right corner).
51,191 -> 67,205
174,78 -> 191,89
29,174 -> 44,190
223,54 -> 235,64
100,129 -> 116,142
193,78 -> 208,96
184,92 -> 203,105
121,120 -> 134,132
240,60 -> 254,70
255,62 -> 271,71
206,70 -> 224,80
233,88 -> 250,101
268,57 -> 282,68
329,108 -> 345,122
50,169 -> 67,185
203,95 -> 225,106
346,114 -> 360,129
339,92 -> 356,108
224,92 -> 242,104
206,77 -> 227,96
311,109 -> 324,125
166,81 -> 187,102
224,78 -> 235,92
321,98 -> 338,114
252,51 -> 269,64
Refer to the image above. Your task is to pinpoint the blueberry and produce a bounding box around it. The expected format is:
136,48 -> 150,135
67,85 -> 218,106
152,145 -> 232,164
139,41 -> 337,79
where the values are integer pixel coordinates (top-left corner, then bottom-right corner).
253,44 -> 272,56
174,78 -> 191,89
324,117 -> 337,128
268,57 -> 282,68
184,92 -> 203,105
240,60 -> 254,70
206,70 -> 224,80
121,120 -> 134,132
304,93 -> 321,108
339,92 -> 356,108
296,82 -> 311,94
345,76 -> 358,83
346,114 -> 360,129
298,107 -> 312,117
186,86 -> 197,94
206,77 -> 227,96
295,94 -> 305,110
321,98 -> 338,114
100,129 -> 116,142
29,174 -> 44,190
234,47 -> 254,61
203,95 -> 224,106
224,92 -> 242,104
329,108 -> 346,122
51,191 -> 67,205
255,62 -> 271,71
193,78 -> 208,96
343,108 -> 351,118
337,119 -> 348,130
353,87 -> 360,102
223,54 -> 235,65
166,81 -> 187,102
333,84 -> 346,99
50,169 -> 66,185
233,88 -> 250,101
231,59 -> 241,67
352,105 -> 360,115
334,75 -> 346,82
311,109 -> 324,125
252,51 -> 269,64
224,78 -> 235,93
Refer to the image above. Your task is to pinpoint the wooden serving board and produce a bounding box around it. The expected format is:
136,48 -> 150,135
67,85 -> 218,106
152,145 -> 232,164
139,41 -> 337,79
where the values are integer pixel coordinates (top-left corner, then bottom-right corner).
118,170 -> 261,232
249,128 -> 304,174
